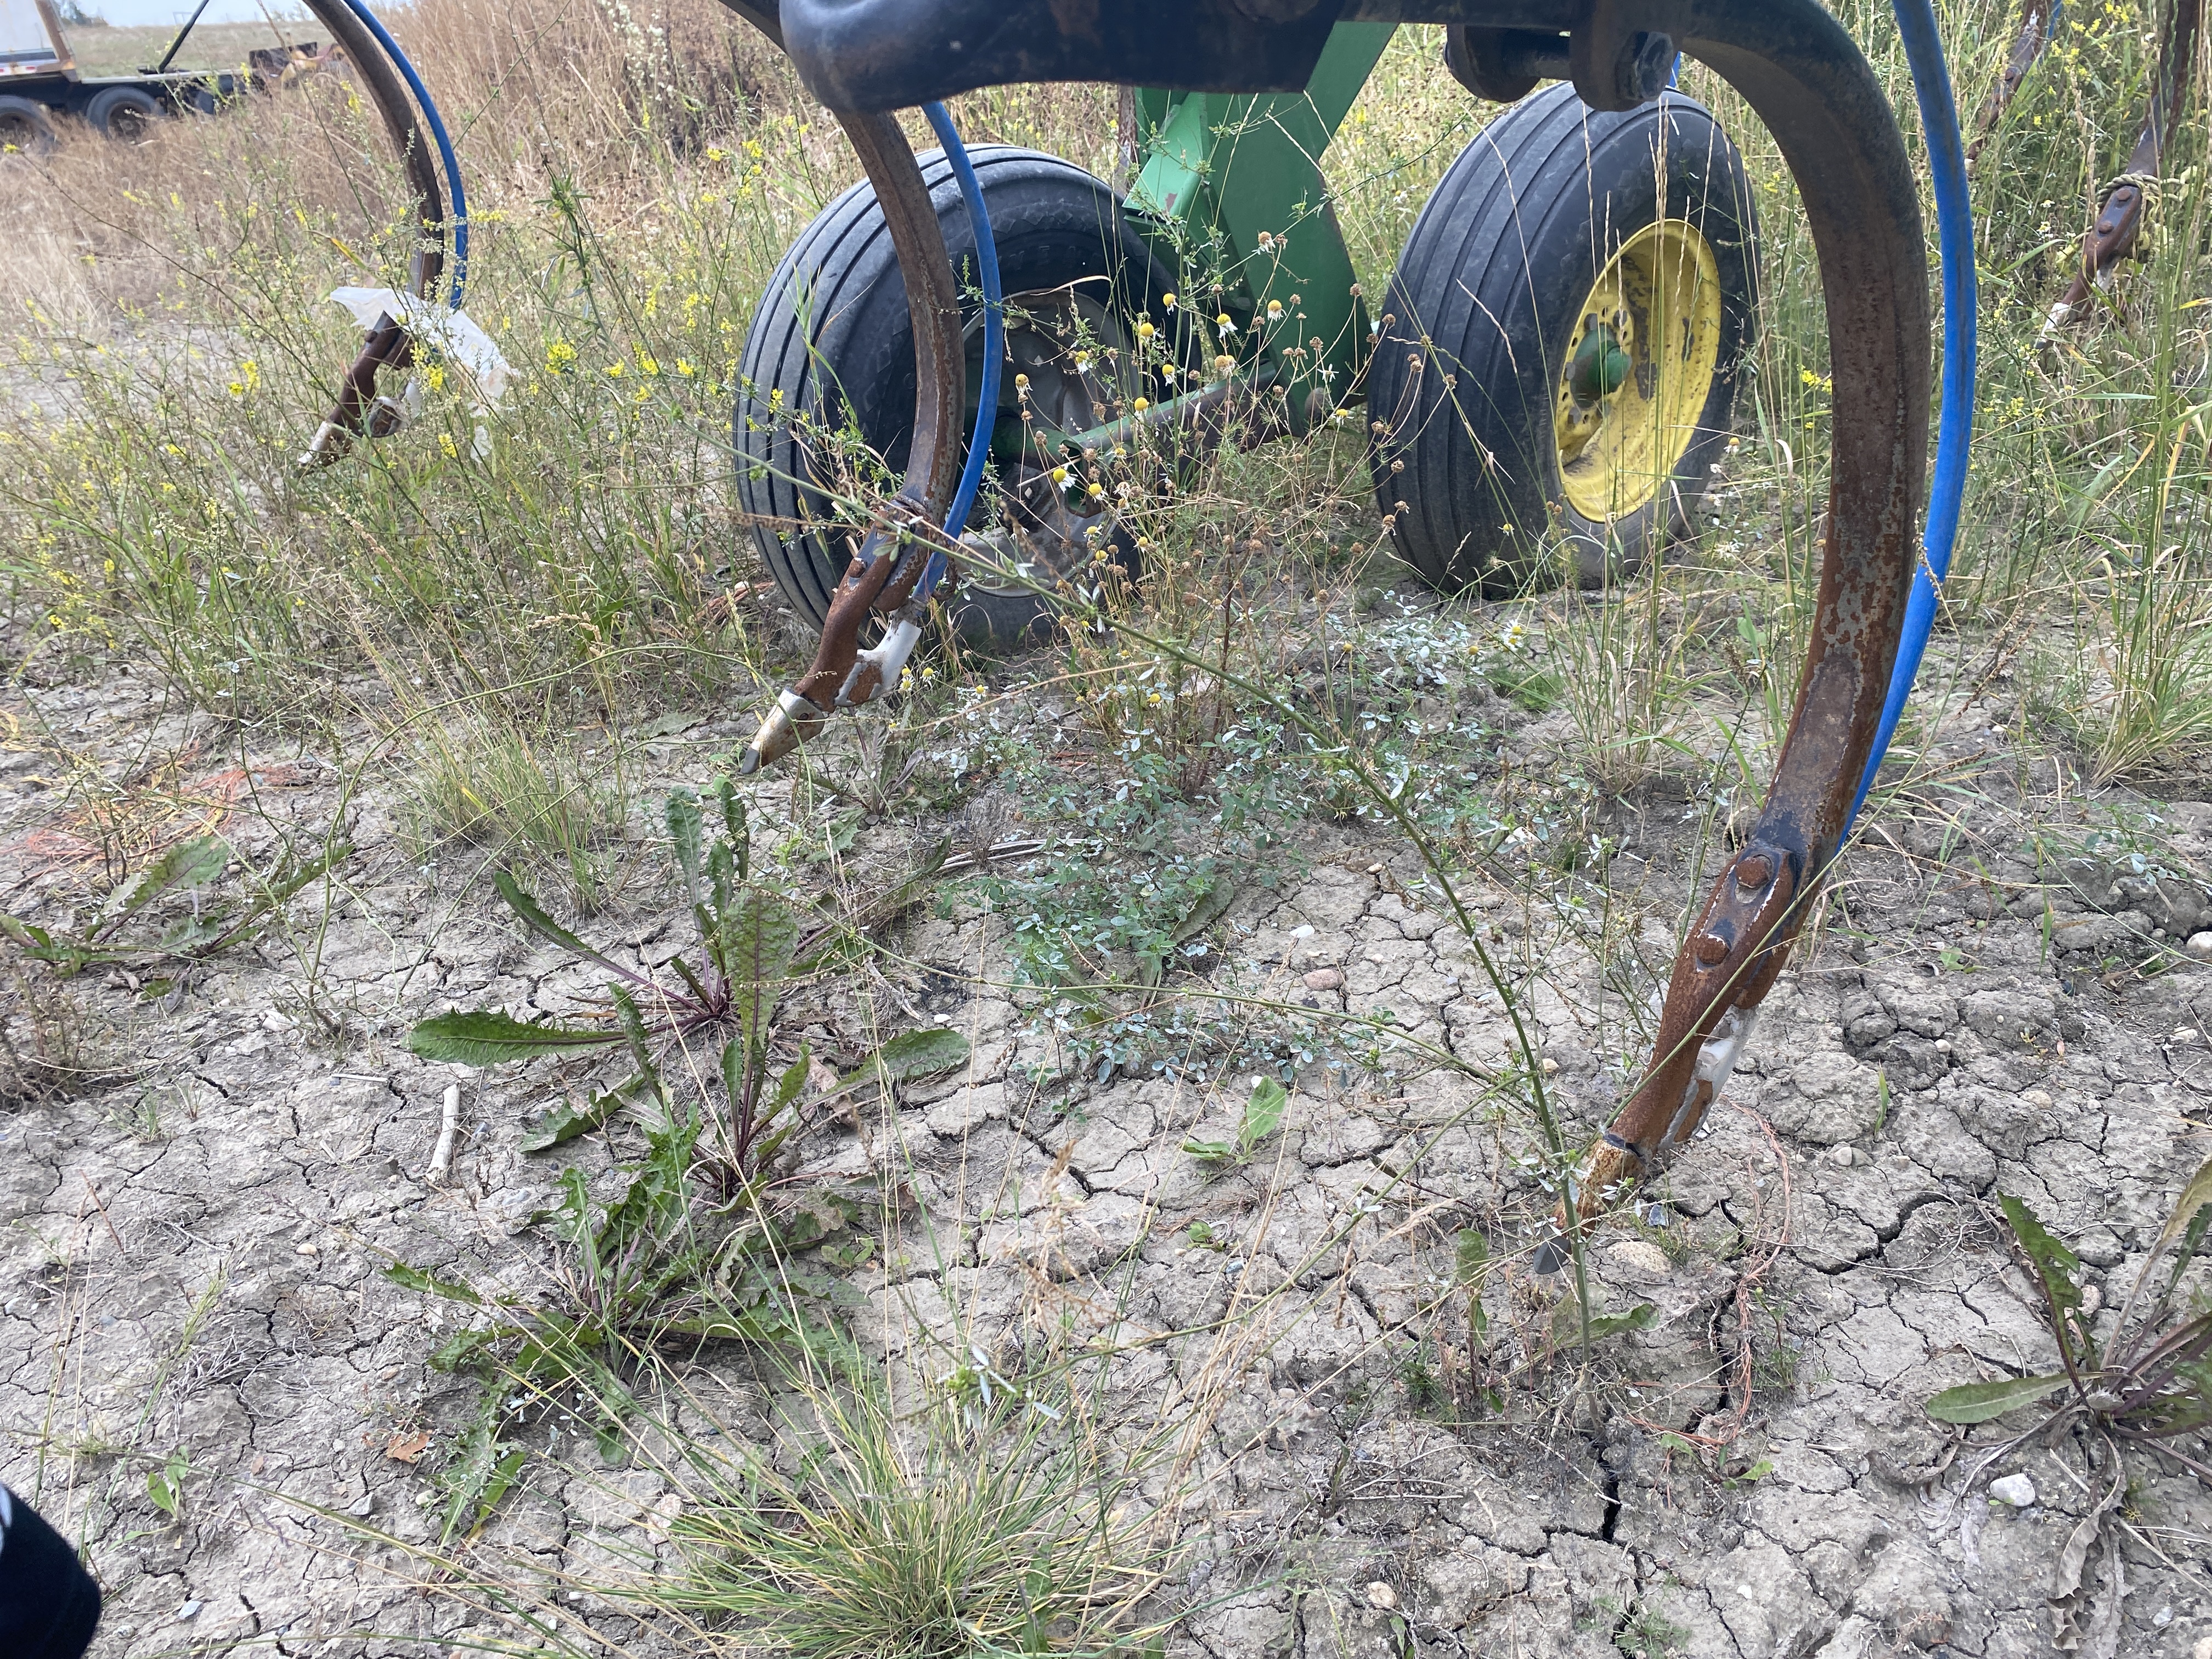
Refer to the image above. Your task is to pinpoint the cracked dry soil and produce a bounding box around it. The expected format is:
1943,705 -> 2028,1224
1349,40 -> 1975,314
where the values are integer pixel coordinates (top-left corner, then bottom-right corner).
3,643 -> 2211,1659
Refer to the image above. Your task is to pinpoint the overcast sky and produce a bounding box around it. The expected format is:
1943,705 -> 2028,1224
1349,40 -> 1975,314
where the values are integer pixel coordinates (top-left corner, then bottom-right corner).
84,0 -> 306,25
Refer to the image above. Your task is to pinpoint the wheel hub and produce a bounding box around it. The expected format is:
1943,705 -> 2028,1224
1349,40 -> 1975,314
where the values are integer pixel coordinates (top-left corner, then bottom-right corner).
1553,217 -> 1724,523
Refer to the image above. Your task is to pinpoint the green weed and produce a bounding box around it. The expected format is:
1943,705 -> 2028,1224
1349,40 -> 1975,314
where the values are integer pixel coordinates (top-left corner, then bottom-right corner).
1926,1159 -> 2212,1481
1182,1074 -> 1289,1166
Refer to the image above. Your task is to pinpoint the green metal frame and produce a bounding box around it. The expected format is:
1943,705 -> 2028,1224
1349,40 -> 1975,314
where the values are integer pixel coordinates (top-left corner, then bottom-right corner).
1122,21 -> 1395,433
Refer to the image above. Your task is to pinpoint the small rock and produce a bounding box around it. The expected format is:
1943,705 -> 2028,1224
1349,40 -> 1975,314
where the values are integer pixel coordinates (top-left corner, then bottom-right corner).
1539,1057 -> 1559,1075
2193,1636 -> 2212,1659
1988,1472 -> 2036,1508
1302,968 -> 1344,991
1830,1144 -> 1855,1167
295,1243 -> 318,1257
2187,932 -> 2212,962
345,1491 -> 375,1518
484,1186 -> 549,1235
1365,1582 -> 1398,1611
1610,1240 -> 1669,1276
178,1601 -> 204,1622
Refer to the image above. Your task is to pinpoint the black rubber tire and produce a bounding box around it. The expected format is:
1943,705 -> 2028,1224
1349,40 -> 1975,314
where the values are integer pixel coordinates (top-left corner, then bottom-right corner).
87,84 -> 165,139
736,145 -> 1177,645
1368,83 -> 1758,595
0,95 -> 59,156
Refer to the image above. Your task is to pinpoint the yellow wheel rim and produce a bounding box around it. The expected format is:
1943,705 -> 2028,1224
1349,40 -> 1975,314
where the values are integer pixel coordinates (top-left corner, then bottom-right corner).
1553,218 -> 1724,524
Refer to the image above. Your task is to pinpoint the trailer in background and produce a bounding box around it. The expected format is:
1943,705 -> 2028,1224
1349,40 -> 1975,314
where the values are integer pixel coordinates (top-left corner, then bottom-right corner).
0,0 -> 322,151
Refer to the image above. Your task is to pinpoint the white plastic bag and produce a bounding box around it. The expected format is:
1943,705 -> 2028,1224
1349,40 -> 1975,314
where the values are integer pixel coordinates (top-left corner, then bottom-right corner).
327,286 -> 513,409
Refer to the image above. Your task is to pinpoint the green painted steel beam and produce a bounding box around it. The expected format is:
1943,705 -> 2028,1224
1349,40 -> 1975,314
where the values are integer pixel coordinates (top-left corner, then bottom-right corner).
1125,21 -> 1395,430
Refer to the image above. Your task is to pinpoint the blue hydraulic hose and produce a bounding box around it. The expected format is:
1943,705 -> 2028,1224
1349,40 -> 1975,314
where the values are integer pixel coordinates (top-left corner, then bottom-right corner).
919,100 -> 1002,597
1848,0 -> 1977,829
339,0 -> 469,308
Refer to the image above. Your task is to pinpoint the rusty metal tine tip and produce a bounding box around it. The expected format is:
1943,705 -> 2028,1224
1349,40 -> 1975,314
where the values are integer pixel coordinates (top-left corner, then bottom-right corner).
741,687 -> 830,775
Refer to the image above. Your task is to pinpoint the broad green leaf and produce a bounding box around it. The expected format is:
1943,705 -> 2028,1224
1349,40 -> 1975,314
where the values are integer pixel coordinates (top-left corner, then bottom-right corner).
102,834 -> 229,925
0,915 -> 50,950
1453,1228 -> 1490,1287
613,985 -> 659,1085
1240,1077 -> 1288,1152
781,1190 -> 859,1249
430,1326 -> 505,1373
821,1234 -> 875,1269
715,776 -> 748,879
1999,1194 -> 2092,1367
706,839 -> 736,943
1170,879 -> 1238,944
665,789 -> 704,910
2152,1154 -> 2212,1263
406,1010 -> 619,1066
1182,1138 -> 1235,1165
492,869 -> 646,989
158,909 -> 239,953
1583,1301 -> 1658,1342
1925,1373 -> 2070,1424
521,1078 -> 641,1153
719,888 -> 800,1047
147,1452 -> 185,1519
799,810 -> 862,865
862,1026 -> 970,1082
771,1048 -> 812,1114
441,1432 -> 527,1545
384,1262 -> 484,1305
671,951 -> 715,1008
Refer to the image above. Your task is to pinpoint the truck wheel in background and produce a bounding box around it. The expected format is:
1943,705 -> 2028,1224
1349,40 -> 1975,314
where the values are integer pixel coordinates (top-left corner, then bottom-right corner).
0,95 -> 58,156
88,84 -> 165,139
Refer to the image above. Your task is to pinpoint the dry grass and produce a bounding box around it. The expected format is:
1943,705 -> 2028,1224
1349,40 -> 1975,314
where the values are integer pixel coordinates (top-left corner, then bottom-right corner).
3,0 -> 2212,1640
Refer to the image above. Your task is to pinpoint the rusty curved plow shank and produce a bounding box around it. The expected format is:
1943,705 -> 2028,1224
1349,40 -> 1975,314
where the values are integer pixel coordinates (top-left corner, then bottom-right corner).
738,108 -> 967,774
295,0 -> 447,463
1560,0 -> 1929,1237
2047,0 -> 2202,332
752,0 -> 1928,1239
1966,0 -> 2052,168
